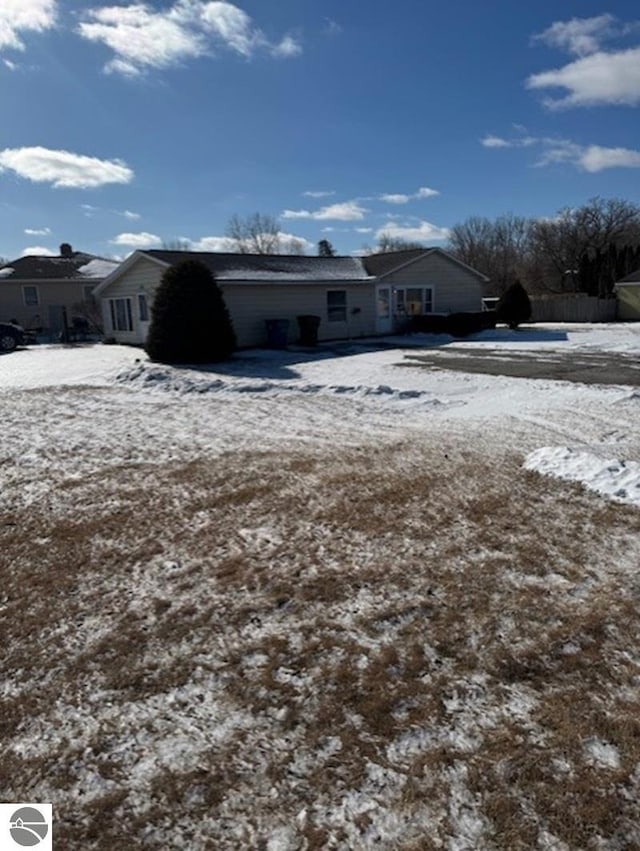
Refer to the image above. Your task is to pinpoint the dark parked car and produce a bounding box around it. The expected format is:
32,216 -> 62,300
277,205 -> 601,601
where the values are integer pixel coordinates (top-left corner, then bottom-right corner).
0,322 -> 25,352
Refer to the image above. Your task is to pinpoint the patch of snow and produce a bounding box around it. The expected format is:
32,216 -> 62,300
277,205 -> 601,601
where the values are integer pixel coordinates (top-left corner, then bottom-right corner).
524,446 -> 640,508
77,258 -> 119,278
0,267 -> 15,277
583,738 -> 621,770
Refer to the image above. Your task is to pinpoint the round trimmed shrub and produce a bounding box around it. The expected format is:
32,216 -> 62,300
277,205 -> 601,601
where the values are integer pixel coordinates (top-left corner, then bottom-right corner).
496,280 -> 532,329
145,259 -> 236,363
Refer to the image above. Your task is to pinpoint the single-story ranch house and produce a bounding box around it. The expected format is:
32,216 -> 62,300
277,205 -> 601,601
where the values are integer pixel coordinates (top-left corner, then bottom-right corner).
94,247 -> 489,347
0,244 -> 118,338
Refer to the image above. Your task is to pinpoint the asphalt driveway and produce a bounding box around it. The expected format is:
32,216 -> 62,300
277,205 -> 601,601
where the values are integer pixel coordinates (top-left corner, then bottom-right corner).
404,348 -> 640,386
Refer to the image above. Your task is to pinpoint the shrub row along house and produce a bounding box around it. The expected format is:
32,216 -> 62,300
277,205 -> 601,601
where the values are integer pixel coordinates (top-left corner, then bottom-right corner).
95,247 -> 489,347
0,244 -> 118,339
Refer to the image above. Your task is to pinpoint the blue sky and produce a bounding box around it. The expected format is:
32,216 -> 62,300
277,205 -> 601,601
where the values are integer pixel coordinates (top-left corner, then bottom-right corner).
1,1 -> 639,260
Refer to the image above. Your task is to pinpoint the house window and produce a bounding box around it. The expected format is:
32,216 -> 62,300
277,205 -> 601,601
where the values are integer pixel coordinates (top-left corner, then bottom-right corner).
23,286 -> 39,306
395,287 -> 434,315
327,290 -> 347,322
138,293 -> 149,322
109,297 -> 133,332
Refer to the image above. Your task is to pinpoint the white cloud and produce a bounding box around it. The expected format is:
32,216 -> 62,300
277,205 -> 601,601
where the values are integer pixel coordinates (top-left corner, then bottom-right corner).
24,226 -> 51,235
3,59 -> 17,70
282,200 -> 368,221
533,14 -> 618,56
110,231 -> 161,247
537,140 -> 640,172
354,227 -> 372,233
483,130 -> 640,173
0,0 -> 57,52
375,221 -> 450,244
380,193 -> 410,204
379,186 -> 440,203
271,35 -> 302,58
303,190 -> 335,198
481,135 -> 511,148
416,186 -> 439,198
187,235 -> 236,251
579,145 -> 640,171
121,209 -> 141,220
0,147 -> 134,188
182,231 -> 314,253
527,47 -> 640,108
21,245 -> 56,256
78,1 -> 302,76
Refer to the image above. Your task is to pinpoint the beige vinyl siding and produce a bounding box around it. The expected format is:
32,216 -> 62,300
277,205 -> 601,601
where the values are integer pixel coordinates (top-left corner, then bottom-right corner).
101,259 -> 377,347
617,285 -> 640,320
101,257 -> 165,343
222,282 -> 376,346
0,279 -> 96,331
384,253 -> 483,313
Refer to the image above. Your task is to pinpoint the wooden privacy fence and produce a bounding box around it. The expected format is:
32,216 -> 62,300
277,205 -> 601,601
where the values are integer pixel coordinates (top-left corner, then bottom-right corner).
530,296 -> 617,323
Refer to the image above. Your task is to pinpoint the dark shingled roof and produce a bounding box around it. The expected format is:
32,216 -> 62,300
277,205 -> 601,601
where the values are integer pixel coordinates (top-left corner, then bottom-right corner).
618,268 -> 640,284
0,250 -> 110,281
143,250 -> 372,282
362,248 -> 434,277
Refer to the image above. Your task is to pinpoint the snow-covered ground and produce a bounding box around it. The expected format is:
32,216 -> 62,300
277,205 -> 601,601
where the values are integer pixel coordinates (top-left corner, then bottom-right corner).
3,324 -> 640,849
2,323 -> 640,508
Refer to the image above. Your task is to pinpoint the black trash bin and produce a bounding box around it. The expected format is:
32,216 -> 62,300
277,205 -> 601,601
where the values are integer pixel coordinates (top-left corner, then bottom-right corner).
297,314 -> 321,347
265,318 -> 290,348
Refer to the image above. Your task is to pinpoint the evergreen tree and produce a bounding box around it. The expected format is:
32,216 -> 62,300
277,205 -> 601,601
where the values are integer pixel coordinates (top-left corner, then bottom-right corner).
145,260 -> 236,364
496,280 -> 531,329
317,239 -> 336,257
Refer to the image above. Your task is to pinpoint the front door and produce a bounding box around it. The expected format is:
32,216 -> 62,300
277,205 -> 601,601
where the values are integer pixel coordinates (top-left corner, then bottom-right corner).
376,285 -> 392,334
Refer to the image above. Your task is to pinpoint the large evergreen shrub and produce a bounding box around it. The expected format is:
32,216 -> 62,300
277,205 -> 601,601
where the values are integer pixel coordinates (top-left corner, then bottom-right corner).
496,280 -> 532,329
145,259 -> 236,363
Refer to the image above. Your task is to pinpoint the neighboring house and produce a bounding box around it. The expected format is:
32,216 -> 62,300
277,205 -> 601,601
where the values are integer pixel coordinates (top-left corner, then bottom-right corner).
94,247 -> 488,347
615,269 -> 640,320
0,243 -> 119,337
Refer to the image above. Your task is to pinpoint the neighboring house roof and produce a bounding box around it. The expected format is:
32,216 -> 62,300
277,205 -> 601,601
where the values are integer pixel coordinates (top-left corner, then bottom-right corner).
0,249 -> 118,281
616,268 -> 640,285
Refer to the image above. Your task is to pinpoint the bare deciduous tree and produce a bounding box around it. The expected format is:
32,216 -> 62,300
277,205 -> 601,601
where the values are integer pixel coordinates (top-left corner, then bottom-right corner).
367,233 -> 425,254
225,213 -> 307,255
448,214 -> 531,295
530,197 -> 640,292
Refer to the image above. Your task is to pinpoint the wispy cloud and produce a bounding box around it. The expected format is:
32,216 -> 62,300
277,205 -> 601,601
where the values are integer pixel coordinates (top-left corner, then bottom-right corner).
480,135 -> 512,148
379,186 -> 440,204
110,232 -> 161,247
528,15 -> 640,108
482,131 -> 640,172
120,209 -> 141,220
302,190 -> 335,198
0,1 -> 57,52
375,221 -> 450,244
282,200 -> 368,221
0,146 -> 134,188
532,14 -> 619,56
78,1 -> 302,77
537,141 -> 640,172
24,226 -> 51,236
322,18 -> 342,36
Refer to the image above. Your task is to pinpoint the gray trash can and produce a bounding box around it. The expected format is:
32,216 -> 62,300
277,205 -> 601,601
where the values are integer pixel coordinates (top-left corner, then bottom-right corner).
297,314 -> 321,347
265,318 -> 290,348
